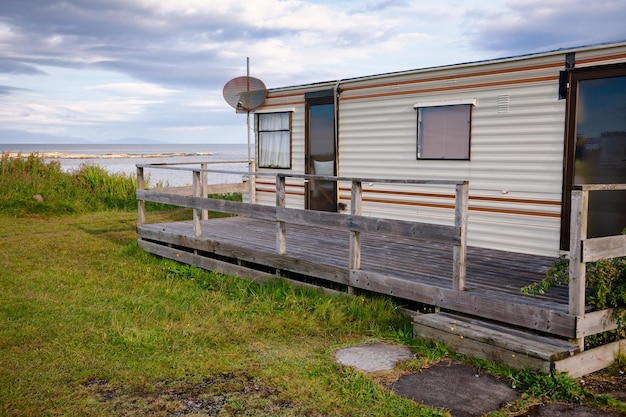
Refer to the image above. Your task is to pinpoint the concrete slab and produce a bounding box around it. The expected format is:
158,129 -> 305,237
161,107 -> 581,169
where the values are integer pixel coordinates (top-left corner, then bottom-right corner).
334,342 -> 414,372
390,360 -> 519,417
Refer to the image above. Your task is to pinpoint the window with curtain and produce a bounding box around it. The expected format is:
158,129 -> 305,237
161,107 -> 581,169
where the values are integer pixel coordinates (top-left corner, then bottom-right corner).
417,104 -> 472,160
257,112 -> 291,168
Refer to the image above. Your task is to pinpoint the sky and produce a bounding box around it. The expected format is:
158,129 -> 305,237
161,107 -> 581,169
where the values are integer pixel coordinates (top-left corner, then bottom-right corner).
1,0 -> 625,144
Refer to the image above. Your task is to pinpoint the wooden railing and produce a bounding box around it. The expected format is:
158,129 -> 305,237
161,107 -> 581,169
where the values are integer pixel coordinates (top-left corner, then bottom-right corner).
136,165 -> 469,292
569,184 -> 626,349
137,160 -> 254,224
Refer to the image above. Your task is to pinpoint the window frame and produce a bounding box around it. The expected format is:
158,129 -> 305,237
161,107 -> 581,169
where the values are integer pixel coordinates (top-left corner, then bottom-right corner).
415,100 -> 475,161
256,111 -> 293,169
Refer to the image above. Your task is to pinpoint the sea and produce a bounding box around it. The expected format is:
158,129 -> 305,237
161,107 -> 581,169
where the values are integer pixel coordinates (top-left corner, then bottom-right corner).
0,143 -> 252,187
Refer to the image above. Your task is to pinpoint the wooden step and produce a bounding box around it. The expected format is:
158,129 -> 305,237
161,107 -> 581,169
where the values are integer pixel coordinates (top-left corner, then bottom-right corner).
413,312 -> 580,373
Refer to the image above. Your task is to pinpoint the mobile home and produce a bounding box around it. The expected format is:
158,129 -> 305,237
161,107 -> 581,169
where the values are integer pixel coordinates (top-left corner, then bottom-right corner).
252,41 -> 626,257
137,41 -> 626,374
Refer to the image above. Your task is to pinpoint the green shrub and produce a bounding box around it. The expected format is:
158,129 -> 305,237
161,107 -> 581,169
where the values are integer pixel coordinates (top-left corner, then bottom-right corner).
522,253 -> 626,347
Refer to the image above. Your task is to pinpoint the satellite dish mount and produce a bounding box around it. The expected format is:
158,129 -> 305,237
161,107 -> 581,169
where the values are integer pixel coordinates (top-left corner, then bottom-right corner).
222,58 -> 267,203
223,60 -> 267,113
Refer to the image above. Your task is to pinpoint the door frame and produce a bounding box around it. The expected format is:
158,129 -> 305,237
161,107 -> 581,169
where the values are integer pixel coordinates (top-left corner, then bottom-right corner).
560,62 -> 626,250
304,89 -> 338,211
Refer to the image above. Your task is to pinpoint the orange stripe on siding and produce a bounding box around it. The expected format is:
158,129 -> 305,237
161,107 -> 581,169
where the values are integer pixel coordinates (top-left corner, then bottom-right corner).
363,197 -> 560,218
262,53 -> 625,104
258,100 -> 303,108
576,52 -> 626,65
340,61 -> 564,93
339,188 -> 560,207
470,195 -> 561,206
342,75 -> 559,101
363,197 -> 454,210
469,206 -> 561,218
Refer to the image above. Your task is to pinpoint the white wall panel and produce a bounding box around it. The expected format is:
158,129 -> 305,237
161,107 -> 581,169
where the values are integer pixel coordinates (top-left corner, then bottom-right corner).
253,42 -> 626,257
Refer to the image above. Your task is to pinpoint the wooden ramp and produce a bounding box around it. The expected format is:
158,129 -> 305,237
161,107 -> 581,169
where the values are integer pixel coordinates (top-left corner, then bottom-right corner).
413,312 -> 580,373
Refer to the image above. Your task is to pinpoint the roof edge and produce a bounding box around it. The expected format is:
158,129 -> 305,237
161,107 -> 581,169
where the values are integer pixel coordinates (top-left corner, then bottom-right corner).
268,40 -> 626,93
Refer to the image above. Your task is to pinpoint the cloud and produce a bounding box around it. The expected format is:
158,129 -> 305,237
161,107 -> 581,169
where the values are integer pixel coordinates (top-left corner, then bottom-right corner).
0,84 -> 30,95
0,59 -> 48,75
0,0 -> 624,143
88,82 -> 182,96
465,0 -> 626,54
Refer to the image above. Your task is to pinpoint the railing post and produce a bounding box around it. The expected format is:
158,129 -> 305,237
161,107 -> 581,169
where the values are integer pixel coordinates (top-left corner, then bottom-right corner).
276,174 -> 286,255
249,160 -> 256,204
569,187 -> 588,350
201,163 -> 208,221
137,166 -> 146,226
348,181 -> 362,295
453,181 -> 469,291
192,170 -> 202,237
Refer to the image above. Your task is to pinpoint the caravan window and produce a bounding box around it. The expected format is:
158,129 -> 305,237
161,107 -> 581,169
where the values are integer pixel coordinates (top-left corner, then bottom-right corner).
257,112 -> 292,169
417,104 -> 472,160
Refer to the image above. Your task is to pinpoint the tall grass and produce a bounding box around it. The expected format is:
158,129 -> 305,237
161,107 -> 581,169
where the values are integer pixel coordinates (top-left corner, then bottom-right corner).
0,152 -> 138,215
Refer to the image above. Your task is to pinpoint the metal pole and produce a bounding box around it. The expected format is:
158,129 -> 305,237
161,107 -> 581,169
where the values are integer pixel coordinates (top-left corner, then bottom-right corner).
246,57 -> 254,203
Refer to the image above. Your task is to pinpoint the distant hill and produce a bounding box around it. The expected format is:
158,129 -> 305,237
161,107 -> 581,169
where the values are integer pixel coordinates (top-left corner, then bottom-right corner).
0,130 -> 169,145
0,130 -> 88,144
105,138 -> 170,145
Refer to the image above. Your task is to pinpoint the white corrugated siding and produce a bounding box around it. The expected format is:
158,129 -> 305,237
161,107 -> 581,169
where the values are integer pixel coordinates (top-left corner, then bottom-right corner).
252,42 -> 626,257
338,60 -> 565,256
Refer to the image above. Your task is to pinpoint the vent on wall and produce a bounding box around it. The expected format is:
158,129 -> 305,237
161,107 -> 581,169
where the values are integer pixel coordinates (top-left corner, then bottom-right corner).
497,95 -> 510,114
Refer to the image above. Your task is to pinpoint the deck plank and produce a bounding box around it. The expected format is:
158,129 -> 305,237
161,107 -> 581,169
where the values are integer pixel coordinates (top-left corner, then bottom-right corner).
138,216 -> 573,336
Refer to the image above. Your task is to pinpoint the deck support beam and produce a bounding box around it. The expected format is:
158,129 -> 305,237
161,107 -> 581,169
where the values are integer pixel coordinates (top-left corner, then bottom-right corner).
276,175 -> 286,255
201,163 -> 208,221
137,166 -> 146,226
349,181 -> 362,295
192,170 -> 202,237
569,188 -> 588,350
453,182 -> 469,291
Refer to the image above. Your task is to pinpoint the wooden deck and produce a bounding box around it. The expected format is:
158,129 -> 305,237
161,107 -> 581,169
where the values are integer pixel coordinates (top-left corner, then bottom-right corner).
135,167 -> 626,375
138,216 -> 573,337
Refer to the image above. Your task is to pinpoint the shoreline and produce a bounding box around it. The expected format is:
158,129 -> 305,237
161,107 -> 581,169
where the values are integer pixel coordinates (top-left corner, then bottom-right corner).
3,152 -> 213,159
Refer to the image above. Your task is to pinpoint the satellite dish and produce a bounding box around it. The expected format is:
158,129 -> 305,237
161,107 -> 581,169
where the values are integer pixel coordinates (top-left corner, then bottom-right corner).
223,76 -> 267,113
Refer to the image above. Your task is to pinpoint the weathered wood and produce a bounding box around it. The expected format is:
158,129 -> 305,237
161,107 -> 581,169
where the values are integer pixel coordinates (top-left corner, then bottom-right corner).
248,161 -> 256,204
136,163 -> 466,186
274,206 -> 459,243
139,238 -> 349,299
139,239 -> 276,282
154,183 -> 248,196
582,234 -> 626,262
138,224 -> 351,285
350,181 -> 362,270
414,321 -> 551,373
192,170 -> 202,237
576,309 -> 619,338
137,166 -> 146,225
574,183 -> 626,191
138,217 -> 574,337
350,269 -> 576,337
414,312 -> 578,372
569,189 -> 588,350
201,163 -> 208,221
136,190 -> 277,220
276,175 -> 286,255
453,182 -> 468,291
415,312 -> 578,360
554,339 -> 626,378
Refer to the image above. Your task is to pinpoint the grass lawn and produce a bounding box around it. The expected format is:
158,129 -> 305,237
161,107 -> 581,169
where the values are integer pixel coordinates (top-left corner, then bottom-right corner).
1,154 -> 624,416
0,211 -> 447,416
